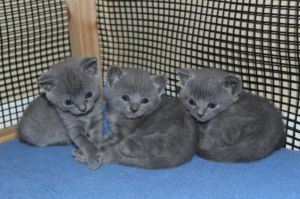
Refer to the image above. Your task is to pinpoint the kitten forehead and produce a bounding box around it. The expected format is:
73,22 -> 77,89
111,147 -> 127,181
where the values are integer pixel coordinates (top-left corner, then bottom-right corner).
49,58 -> 95,95
116,68 -> 157,94
189,78 -> 222,99
187,68 -> 230,98
193,68 -> 229,80
61,68 -> 82,95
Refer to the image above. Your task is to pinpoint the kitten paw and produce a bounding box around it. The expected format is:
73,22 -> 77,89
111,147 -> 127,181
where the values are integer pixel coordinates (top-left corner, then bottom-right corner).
87,150 -> 102,170
72,149 -> 102,169
72,149 -> 87,163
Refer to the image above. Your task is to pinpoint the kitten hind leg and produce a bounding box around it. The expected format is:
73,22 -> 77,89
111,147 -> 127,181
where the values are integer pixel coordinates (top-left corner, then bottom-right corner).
88,138 -> 141,166
100,136 -> 163,165
100,137 -> 173,169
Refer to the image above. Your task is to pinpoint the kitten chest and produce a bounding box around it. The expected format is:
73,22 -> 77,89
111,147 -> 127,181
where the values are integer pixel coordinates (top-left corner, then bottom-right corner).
109,112 -> 138,135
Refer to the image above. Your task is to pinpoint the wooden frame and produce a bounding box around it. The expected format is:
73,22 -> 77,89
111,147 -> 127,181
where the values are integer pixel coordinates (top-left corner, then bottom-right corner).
0,0 -> 101,144
0,126 -> 17,144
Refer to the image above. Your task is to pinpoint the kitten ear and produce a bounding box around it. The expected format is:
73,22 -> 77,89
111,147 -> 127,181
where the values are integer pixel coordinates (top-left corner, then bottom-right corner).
151,75 -> 167,94
176,68 -> 192,87
37,73 -> 56,92
222,75 -> 241,96
106,65 -> 123,86
80,57 -> 98,75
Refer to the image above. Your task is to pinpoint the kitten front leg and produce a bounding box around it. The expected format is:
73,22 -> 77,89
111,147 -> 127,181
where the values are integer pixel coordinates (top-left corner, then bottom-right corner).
89,119 -> 104,148
97,122 -> 127,149
69,127 -> 102,169
98,132 -> 123,149
220,117 -> 256,146
99,137 -> 165,168
219,122 -> 243,146
117,136 -> 164,158
93,137 -> 146,165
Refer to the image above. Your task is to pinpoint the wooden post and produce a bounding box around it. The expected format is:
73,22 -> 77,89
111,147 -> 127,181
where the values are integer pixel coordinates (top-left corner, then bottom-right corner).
67,0 -> 101,63
0,126 -> 17,144
66,0 -> 103,88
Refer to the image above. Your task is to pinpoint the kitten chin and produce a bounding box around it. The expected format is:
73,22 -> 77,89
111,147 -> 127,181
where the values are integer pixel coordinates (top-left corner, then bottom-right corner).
122,112 -> 143,119
192,115 -> 210,123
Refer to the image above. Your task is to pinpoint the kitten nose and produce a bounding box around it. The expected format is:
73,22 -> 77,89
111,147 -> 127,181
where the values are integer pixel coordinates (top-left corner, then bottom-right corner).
197,108 -> 205,117
78,104 -> 87,112
130,103 -> 139,113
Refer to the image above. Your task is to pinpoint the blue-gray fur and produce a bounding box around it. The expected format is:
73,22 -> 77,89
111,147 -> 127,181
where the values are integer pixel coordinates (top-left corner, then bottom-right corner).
18,57 -> 104,169
177,68 -> 286,162
96,66 -> 197,168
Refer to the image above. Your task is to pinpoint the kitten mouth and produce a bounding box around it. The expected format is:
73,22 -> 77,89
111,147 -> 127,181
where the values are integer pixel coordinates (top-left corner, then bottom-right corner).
193,115 -> 209,123
123,112 -> 143,119
197,119 -> 208,123
125,114 -> 141,119
74,107 -> 93,115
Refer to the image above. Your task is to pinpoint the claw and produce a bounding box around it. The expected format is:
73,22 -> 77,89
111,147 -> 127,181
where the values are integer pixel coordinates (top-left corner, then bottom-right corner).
72,148 -> 103,169
87,152 -> 103,170
72,149 -> 87,163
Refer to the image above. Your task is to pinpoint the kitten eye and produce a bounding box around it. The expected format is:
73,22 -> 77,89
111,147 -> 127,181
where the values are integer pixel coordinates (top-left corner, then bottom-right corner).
141,98 -> 149,104
85,91 -> 93,99
121,95 -> 130,102
189,99 -> 196,106
207,102 -> 217,109
65,99 -> 74,106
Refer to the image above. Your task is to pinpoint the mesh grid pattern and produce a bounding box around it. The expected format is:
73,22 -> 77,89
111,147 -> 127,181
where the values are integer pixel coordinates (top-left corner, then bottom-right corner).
0,0 -> 71,128
97,0 -> 300,150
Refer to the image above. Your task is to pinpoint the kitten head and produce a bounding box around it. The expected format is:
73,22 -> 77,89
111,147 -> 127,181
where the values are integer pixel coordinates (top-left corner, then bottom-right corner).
106,65 -> 167,119
37,57 -> 101,115
177,68 -> 241,122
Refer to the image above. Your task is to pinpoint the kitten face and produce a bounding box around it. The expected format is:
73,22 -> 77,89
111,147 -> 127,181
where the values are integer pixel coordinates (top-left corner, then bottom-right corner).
106,66 -> 167,119
38,57 -> 100,115
177,68 -> 241,122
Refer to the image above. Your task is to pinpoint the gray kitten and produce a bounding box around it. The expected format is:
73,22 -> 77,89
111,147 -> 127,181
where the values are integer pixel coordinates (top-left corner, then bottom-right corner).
177,68 -> 286,162
18,57 -> 104,169
75,66 -> 197,169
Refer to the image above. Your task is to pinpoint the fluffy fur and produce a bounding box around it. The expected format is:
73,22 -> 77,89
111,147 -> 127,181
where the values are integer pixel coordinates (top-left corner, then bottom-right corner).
18,57 -> 104,169
177,68 -> 286,162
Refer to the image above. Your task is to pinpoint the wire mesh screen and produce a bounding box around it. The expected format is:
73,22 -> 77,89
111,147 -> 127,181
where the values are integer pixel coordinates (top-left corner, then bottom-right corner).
0,0 -> 71,129
97,0 -> 300,150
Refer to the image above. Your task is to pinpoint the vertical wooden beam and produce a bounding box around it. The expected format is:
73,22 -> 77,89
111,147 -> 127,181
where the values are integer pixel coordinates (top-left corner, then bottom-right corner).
66,0 -> 101,63
0,126 -> 17,144
66,0 -> 103,87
